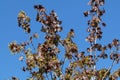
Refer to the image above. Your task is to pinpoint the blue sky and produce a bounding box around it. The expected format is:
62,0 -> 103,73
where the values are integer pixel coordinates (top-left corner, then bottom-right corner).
0,0 -> 120,79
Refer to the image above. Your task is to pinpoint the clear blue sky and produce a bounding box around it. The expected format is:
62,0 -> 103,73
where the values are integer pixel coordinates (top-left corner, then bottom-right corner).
0,0 -> 120,79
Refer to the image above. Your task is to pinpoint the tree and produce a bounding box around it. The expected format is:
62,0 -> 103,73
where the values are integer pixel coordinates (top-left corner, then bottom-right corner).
9,0 -> 120,80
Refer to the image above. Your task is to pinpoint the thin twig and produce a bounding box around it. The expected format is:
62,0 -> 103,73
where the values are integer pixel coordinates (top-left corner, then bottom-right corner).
102,60 -> 115,80
31,41 -> 35,51
46,73 -> 50,80
93,39 -> 97,71
50,71 -> 53,80
61,57 -> 66,73
28,34 -> 36,51
91,39 -> 97,80
72,55 -> 77,61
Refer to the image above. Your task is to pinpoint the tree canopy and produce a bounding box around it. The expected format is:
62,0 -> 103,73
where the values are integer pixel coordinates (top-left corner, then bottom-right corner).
9,0 -> 120,80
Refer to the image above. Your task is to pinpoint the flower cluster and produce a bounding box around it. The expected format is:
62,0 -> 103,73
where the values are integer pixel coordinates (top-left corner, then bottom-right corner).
18,11 -> 31,33
85,0 -> 106,44
83,0 -> 120,80
61,29 -> 78,59
34,5 -> 62,34
9,41 -> 25,54
10,5 -> 64,80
